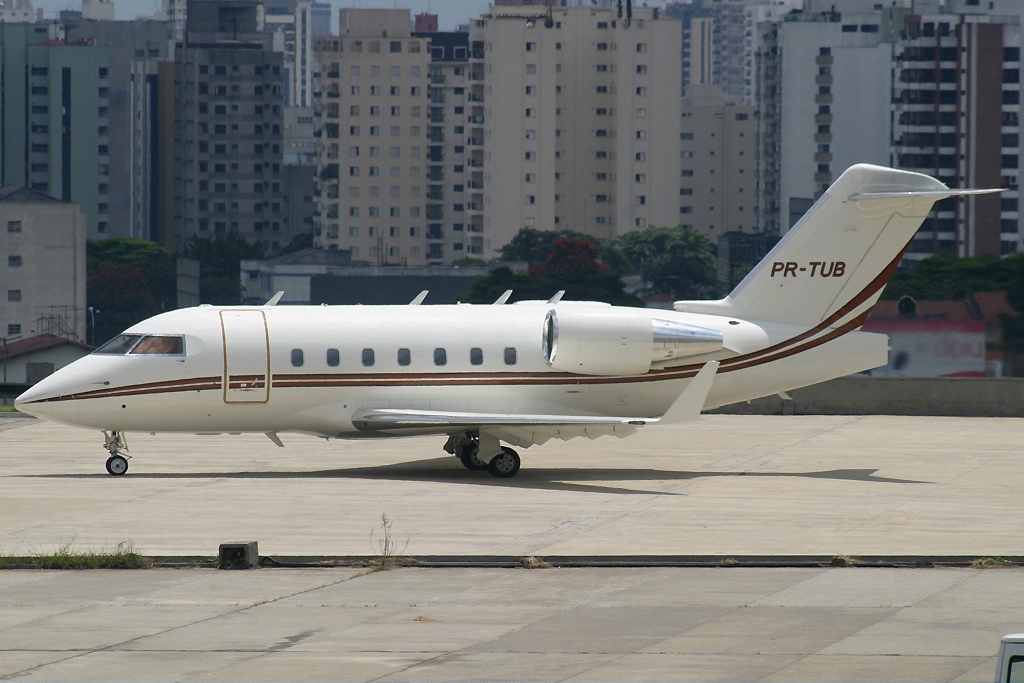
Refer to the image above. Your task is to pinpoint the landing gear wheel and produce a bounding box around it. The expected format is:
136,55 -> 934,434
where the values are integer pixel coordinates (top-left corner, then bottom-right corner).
458,443 -> 488,471
487,447 -> 521,478
105,454 -> 129,476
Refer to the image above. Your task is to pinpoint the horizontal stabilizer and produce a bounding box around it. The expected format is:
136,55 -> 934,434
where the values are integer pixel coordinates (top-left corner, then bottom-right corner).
849,188 -> 1003,201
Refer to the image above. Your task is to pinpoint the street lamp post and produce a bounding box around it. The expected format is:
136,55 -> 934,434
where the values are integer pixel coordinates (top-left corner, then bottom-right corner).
88,307 -> 100,346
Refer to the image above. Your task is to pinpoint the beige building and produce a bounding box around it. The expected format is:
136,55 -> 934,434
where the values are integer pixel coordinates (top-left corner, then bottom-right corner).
471,5 -> 683,257
679,84 -> 757,239
314,9 -> 433,264
0,187 -> 87,344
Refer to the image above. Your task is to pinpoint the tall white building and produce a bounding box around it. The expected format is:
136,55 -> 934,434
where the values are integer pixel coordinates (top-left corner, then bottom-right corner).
755,0 -> 1022,258
313,10 -> 432,264
470,5 -> 683,258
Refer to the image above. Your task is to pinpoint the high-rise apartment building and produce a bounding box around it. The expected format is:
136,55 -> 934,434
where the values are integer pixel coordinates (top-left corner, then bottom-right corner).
0,23 -> 113,239
680,84 -> 758,239
265,0 -> 331,108
754,0 -> 1022,259
174,0 -> 288,250
313,9 -> 432,264
63,19 -> 175,244
420,31 -> 473,262
470,5 -> 683,257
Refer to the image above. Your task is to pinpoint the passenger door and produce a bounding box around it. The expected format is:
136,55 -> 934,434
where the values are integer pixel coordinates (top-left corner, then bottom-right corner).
220,310 -> 270,404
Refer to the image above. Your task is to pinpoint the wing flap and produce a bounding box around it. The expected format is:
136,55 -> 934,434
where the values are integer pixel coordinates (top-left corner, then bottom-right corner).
350,361 -> 718,448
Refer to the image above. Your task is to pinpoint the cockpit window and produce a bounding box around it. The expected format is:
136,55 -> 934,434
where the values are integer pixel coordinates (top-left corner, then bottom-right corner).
129,335 -> 185,355
94,334 -> 143,355
93,334 -> 184,356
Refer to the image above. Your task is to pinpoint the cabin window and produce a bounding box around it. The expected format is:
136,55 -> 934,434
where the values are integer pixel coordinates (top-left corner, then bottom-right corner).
397,348 -> 411,366
291,348 -> 304,367
434,348 -> 447,366
504,347 -> 517,365
470,347 -> 483,366
362,348 -> 375,366
326,348 -> 340,367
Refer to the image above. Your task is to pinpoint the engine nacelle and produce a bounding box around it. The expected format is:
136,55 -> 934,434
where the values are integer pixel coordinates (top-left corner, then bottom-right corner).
542,307 -> 724,376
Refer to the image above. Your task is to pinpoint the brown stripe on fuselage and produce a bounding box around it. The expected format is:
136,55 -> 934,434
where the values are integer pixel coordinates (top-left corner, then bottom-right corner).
26,246 -> 909,403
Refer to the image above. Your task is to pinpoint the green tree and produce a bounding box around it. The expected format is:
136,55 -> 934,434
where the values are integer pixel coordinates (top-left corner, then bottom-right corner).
498,227 -> 593,265
882,252 -> 1024,300
277,230 -> 314,256
88,265 -> 158,344
86,238 -> 176,343
604,225 -> 718,299
182,233 -> 267,304
462,238 -> 642,306
87,238 -> 176,310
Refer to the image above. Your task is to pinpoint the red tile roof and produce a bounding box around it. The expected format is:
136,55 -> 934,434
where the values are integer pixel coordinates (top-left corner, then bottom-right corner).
1,334 -> 93,359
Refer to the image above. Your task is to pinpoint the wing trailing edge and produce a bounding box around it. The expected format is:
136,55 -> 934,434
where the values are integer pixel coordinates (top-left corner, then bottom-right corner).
350,361 -> 719,448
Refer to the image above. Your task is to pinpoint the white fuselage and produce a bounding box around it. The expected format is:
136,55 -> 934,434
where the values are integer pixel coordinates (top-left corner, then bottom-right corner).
16,300 -> 887,438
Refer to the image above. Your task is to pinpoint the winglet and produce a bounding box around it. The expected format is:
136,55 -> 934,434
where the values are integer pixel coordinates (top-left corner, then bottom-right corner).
265,291 -> 284,306
656,361 -> 719,425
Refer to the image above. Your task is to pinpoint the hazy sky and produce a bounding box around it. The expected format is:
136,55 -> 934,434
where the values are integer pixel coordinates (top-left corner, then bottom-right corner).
33,0 -> 494,31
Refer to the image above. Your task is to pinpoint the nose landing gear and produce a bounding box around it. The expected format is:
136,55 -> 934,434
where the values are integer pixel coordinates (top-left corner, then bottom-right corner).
102,431 -> 130,476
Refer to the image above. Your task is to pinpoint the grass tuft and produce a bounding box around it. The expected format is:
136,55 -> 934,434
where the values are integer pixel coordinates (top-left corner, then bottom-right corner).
0,542 -> 150,570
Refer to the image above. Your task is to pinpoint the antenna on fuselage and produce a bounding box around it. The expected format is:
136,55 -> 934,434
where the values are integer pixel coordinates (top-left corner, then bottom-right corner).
264,291 -> 285,306
409,290 -> 429,305
547,290 -> 565,304
493,290 -> 513,305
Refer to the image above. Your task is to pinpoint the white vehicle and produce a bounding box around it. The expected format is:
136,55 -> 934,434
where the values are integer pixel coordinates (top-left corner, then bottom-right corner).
996,634 -> 1024,682
15,164 -> 998,477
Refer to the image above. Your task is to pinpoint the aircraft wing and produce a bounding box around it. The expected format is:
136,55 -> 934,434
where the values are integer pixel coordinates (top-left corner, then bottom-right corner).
351,361 -> 718,448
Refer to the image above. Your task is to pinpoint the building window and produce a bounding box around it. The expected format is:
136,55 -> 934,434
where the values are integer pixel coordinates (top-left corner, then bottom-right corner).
7,324 -> 21,335
7,221 -> 21,233
8,256 -> 22,267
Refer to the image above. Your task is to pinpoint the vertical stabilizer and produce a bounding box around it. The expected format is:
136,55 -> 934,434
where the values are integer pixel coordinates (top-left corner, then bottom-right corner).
675,164 -> 998,329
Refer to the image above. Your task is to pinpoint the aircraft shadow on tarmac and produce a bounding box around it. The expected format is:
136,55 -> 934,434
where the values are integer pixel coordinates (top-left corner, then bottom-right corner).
28,457 -> 926,495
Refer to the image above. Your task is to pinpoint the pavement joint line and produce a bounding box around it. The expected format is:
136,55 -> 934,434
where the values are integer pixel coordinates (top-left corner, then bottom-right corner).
0,554 -> 1004,569
0,567 -> 371,680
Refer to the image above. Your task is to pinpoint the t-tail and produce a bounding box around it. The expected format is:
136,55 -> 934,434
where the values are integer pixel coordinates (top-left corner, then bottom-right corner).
675,164 -> 1001,330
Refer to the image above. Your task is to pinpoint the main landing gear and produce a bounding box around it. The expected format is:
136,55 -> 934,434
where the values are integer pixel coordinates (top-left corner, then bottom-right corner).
444,432 -> 521,478
102,431 -> 130,476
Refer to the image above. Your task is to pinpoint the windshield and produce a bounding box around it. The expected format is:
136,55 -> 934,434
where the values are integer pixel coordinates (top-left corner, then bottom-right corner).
93,334 -> 185,356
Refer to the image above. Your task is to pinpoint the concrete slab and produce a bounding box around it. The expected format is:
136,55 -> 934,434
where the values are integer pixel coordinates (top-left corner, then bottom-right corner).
2,415 -> 1023,558
2,414 -> 1023,681
0,567 -> 1018,682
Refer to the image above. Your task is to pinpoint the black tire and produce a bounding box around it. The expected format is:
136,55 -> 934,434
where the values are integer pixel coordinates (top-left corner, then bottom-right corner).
105,455 -> 128,476
487,447 -> 521,478
458,443 -> 488,471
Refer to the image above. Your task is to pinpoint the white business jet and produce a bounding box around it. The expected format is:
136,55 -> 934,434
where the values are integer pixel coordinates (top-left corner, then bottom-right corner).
15,165 -> 999,477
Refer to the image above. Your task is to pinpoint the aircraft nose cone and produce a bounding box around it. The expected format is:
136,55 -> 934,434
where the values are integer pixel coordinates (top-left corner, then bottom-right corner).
14,384 -> 48,418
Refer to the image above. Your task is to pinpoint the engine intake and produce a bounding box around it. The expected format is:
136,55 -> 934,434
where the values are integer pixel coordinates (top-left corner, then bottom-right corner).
542,307 -> 723,376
